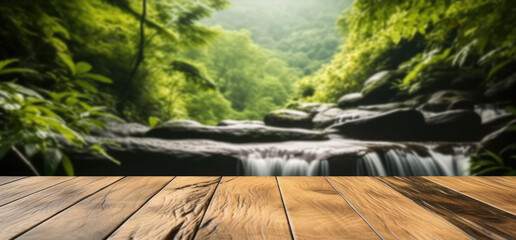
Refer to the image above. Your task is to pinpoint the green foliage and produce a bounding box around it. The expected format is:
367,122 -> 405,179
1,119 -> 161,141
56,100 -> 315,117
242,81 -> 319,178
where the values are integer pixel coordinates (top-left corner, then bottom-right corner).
0,59 -> 118,175
470,146 -> 516,176
300,0 -> 516,102
203,0 -> 353,76
180,29 -> 298,123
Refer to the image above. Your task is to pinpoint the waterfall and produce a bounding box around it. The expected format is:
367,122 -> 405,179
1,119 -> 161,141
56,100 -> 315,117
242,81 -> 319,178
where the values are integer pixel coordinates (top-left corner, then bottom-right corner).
475,104 -> 509,123
239,148 -> 330,176
238,142 -> 473,176
357,147 -> 471,176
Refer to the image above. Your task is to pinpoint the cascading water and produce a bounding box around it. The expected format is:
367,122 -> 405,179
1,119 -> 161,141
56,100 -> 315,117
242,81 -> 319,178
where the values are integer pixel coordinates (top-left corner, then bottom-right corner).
475,104 -> 509,122
237,141 -> 473,176
239,148 -> 330,176
357,146 -> 471,176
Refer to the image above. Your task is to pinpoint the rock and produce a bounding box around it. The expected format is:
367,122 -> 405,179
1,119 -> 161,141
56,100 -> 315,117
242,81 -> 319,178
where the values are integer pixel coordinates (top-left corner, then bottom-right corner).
424,110 -> 482,141
450,75 -> 482,90
264,110 -> 312,129
217,120 -> 264,126
312,108 -> 377,129
485,73 -> 516,101
338,93 -> 363,109
478,119 -> 516,154
420,90 -> 479,112
67,136 -> 243,176
448,99 -> 474,111
145,124 -> 328,143
158,119 -> 202,128
361,71 -> 400,103
331,109 -> 425,141
481,113 -> 516,136
297,103 -> 336,116
90,123 -> 150,138
358,96 -> 424,112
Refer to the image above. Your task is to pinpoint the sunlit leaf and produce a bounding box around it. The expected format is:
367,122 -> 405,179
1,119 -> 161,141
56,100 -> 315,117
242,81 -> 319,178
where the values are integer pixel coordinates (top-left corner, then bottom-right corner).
58,53 -> 76,75
82,73 -> 112,84
75,62 -> 92,75
61,154 -> 75,176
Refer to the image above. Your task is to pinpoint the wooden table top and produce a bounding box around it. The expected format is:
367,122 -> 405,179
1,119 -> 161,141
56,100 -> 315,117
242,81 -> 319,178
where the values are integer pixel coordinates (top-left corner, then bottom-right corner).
0,176 -> 515,240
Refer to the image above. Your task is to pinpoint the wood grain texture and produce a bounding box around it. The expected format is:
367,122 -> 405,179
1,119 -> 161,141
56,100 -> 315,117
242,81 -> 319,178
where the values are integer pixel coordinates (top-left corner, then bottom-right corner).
0,176 -> 70,206
278,177 -> 379,240
108,177 -> 219,240
484,176 -> 516,188
327,177 -> 469,240
18,177 -> 172,240
195,177 -> 292,240
379,177 -> 516,240
0,177 -> 120,239
427,176 -> 516,215
0,176 -> 25,186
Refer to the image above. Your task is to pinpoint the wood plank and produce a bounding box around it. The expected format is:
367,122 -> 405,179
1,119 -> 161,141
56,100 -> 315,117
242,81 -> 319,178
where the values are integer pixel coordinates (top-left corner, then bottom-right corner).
195,177 -> 292,240
278,177 -> 379,240
327,177 -> 469,240
0,176 -> 25,186
427,176 -> 516,215
0,176 -> 70,206
18,177 -> 173,240
108,177 -> 219,240
0,177 -> 120,239
484,176 -> 516,188
379,176 -> 516,240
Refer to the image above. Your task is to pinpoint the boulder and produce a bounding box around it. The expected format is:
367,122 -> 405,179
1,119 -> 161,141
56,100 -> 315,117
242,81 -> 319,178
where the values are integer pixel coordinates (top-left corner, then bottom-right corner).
478,119 -> 516,154
90,123 -> 150,138
338,93 -> 363,109
448,99 -> 475,111
420,90 -> 479,112
217,120 -> 264,126
481,113 -> 516,136
361,71 -> 400,103
424,110 -> 482,141
485,73 -> 516,101
297,103 -> 336,116
312,108 -> 377,129
264,110 -> 312,129
158,119 -> 202,128
145,124 -> 328,143
331,109 -> 425,141
358,96 -> 424,112
67,136 -> 242,176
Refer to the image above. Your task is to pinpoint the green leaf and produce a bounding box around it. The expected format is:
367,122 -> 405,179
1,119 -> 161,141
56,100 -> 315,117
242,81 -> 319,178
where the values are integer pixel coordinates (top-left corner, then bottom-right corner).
82,73 -> 113,84
76,80 -> 98,93
90,144 -> 120,165
148,116 -> 161,127
0,68 -> 38,76
58,53 -> 76,75
44,148 -> 63,175
75,62 -> 92,75
485,150 -> 504,166
0,59 -> 18,71
61,154 -> 74,176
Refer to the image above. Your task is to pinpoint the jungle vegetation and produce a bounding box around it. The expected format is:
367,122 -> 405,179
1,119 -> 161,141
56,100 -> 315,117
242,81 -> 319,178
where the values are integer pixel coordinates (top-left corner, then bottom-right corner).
1,0 -> 515,175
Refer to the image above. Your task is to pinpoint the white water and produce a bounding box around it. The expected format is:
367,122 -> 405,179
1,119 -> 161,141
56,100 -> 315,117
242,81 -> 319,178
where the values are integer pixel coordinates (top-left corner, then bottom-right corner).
241,152 -> 330,176
475,104 -> 508,123
240,144 -> 472,176
357,147 -> 471,176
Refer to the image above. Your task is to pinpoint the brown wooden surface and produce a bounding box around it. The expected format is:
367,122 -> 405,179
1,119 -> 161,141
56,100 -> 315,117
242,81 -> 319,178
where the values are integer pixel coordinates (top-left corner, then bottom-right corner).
0,176 -> 70,206
0,176 -> 25,186
379,176 -> 516,240
109,177 -> 219,240
0,176 -> 515,239
18,177 -> 172,240
278,177 -> 379,240
0,177 -> 120,239
327,177 -> 469,240
195,177 -> 292,240
427,176 -> 516,215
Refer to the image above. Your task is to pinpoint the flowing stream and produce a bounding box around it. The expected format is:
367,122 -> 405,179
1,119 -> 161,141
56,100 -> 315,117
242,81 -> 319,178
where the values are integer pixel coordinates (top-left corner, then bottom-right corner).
235,140 -> 474,176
